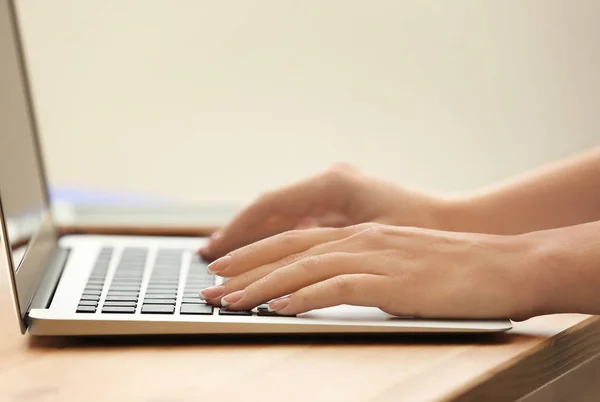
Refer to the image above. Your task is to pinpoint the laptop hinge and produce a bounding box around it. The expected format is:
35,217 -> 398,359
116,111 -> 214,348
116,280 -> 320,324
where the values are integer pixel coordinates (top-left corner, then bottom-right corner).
25,247 -> 70,320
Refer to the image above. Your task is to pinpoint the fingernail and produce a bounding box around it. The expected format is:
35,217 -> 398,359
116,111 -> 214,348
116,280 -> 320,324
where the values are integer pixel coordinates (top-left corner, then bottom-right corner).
221,290 -> 245,307
268,297 -> 290,312
207,255 -> 231,274
199,285 -> 225,300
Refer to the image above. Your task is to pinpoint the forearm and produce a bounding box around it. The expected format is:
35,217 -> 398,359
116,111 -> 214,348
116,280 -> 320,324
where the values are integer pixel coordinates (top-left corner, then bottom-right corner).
516,220 -> 600,319
442,146 -> 600,234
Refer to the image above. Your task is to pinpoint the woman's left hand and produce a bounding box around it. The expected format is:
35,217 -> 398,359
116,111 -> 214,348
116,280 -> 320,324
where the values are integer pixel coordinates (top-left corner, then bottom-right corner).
199,223 -> 541,320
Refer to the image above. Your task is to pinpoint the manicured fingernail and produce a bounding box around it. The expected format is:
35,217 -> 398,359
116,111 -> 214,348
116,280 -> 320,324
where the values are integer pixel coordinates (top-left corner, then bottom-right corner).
199,285 -> 225,300
207,255 -> 231,274
268,297 -> 290,312
221,290 -> 245,307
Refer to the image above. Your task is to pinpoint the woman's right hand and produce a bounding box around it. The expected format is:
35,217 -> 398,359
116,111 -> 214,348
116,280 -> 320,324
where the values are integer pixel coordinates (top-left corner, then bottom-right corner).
199,163 -> 453,261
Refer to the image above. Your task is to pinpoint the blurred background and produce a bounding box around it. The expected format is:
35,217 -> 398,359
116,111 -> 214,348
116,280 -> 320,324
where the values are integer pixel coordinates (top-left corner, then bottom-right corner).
15,0 -> 600,205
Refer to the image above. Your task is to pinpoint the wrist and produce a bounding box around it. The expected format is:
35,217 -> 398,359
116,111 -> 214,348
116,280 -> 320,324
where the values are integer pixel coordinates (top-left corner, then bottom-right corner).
508,225 -> 600,320
502,232 -> 558,320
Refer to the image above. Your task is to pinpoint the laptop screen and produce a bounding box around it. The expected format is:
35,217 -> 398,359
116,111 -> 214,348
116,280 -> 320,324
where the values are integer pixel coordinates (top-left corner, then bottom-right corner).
0,0 -> 57,330
0,0 -> 48,270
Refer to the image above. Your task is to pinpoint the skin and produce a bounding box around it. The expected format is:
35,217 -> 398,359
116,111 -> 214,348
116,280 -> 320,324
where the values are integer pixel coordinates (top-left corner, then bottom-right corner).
197,146 -> 600,320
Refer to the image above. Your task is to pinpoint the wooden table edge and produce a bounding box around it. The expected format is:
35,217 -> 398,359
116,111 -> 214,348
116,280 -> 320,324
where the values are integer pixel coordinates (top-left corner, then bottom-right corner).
445,315 -> 600,401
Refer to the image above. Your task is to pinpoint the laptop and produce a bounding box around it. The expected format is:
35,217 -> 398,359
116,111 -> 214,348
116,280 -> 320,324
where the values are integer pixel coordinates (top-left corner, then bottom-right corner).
0,0 -> 512,337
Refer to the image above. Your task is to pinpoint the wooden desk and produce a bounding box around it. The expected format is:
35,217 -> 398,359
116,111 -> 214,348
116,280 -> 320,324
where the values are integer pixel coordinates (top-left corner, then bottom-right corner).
2,256 -> 600,401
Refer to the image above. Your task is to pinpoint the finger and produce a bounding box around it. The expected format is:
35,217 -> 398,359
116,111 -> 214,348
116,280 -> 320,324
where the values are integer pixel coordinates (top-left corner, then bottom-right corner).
199,169 -> 349,260
207,224 -> 371,278
270,274 -> 392,315
202,230 -> 372,306
201,259 -> 282,306
221,251 -> 383,310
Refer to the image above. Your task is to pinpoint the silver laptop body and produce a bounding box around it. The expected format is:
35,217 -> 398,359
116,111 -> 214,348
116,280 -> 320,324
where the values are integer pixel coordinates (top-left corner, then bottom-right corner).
0,0 -> 511,336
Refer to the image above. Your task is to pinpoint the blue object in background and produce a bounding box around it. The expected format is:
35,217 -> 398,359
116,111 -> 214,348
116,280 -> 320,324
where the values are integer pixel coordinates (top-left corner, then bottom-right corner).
49,186 -> 168,205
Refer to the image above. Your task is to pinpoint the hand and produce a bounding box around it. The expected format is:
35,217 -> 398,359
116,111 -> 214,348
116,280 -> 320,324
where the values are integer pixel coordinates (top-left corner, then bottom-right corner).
199,223 -> 538,320
199,164 -> 449,261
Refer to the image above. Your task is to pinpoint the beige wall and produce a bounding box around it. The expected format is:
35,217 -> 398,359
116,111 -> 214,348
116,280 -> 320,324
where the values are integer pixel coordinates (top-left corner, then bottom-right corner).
14,0 -> 600,204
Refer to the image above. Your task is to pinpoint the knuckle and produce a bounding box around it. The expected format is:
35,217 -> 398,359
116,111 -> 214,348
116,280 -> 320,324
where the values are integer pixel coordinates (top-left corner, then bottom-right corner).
323,163 -> 357,185
234,271 -> 254,288
331,275 -> 356,299
293,286 -> 315,307
360,221 -> 378,228
252,273 -> 272,291
279,229 -> 302,245
352,222 -> 379,232
376,289 -> 395,311
357,226 -> 385,246
328,161 -> 357,174
297,255 -> 324,273
278,251 -> 303,267
257,190 -> 275,203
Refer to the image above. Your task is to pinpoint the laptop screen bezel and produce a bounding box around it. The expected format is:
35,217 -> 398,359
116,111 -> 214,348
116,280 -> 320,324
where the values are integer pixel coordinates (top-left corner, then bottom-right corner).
1,0 -> 59,333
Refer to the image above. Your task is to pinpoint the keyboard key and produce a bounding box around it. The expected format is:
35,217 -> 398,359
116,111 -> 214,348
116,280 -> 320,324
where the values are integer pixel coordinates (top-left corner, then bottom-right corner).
147,280 -> 179,285
186,274 -> 213,279
102,306 -> 136,314
141,305 -> 175,314
186,277 -> 215,282
145,289 -> 177,294
154,262 -> 179,267
108,285 -> 141,290
146,289 -> 178,295
146,285 -> 179,290
106,293 -> 139,299
76,306 -> 96,313
257,307 -> 296,317
78,300 -> 98,307
185,282 -> 213,287
219,308 -> 252,316
192,278 -> 215,284
181,298 -> 205,304
184,288 -> 211,295
116,265 -> 145,269
103,301 -> 137,307
88,277 -> 107,282
180,304 -> 214,315
108,287 -> 140,293
146,290 -> 178,295
144,294 -> 177,299
105,295 -> 138,302
186,278 -> 215,283
110,280 -> 143,284
80,295 -> 100,301
185,289 -> 213,295
144,295 -> 177,300
141,299 -> 175,305
113,277 -> 144,281
82,290 -> 102,296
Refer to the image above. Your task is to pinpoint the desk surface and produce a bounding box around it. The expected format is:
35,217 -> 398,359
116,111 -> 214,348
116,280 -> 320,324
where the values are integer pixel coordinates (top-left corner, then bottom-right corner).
2,251 -> 600,402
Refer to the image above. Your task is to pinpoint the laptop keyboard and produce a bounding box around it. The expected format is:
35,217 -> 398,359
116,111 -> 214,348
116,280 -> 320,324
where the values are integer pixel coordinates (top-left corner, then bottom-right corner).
76,247 -> 292,317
